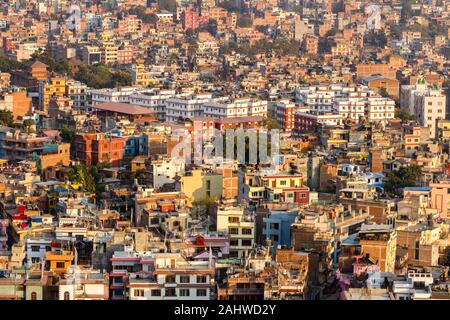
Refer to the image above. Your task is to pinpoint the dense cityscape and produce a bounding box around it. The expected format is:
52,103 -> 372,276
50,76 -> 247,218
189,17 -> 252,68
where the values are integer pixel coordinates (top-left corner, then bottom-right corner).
0,0 -> 448,302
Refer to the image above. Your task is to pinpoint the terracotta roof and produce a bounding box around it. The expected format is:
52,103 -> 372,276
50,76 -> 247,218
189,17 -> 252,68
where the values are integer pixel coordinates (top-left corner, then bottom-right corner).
30,60 -> 48,68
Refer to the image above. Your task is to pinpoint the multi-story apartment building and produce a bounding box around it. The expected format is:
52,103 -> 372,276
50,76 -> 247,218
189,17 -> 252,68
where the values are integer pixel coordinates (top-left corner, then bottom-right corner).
39,77 -> 66,112
216,206 -> 255,263
66,80 -> 90,111
90,87 -> 144,106
358,224 -> 397,273
366,97 -> 396,124
0,128 -> 52,161
75,133 -> 126,167
128,252 -> 214,300
274,100 -> 295,131
165,94 -> 212,122
203,98 -> 267,119
129,89 -> 177,121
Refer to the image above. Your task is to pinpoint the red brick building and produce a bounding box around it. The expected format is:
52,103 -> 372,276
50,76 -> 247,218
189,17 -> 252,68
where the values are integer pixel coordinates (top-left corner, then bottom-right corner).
75,133 -> 126,167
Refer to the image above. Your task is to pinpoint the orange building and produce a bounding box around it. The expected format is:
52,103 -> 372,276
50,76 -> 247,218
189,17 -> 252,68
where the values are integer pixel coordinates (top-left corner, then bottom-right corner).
356,63 -> 397,79
75,133 -> 126,167
40,143 -> 71,171
46,250 -> 74,275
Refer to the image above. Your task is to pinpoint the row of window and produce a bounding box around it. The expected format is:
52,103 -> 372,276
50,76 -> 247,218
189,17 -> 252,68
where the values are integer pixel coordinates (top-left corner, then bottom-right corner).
133,288 -> 207,297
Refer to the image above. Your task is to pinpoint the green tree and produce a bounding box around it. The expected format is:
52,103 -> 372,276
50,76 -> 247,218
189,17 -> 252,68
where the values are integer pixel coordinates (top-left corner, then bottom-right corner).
60,124 -> 75,144
395,108 -> 416,122
0,55 -> 25,72
158,0 -> 177,13
31,50 -> 72,76
0,110 -> 14,126
383,165 -> 422,196
237,15 -> 252,28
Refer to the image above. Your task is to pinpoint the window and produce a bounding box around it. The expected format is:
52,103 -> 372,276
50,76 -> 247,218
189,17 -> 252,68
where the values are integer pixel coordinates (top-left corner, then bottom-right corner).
134,289 -> 144,297
197,289 -> 207,297
165,288 -> 176,297
241,228 -> 252,235
241,239 -> 252,246
229,250 -> 238,258
31,246 -> 40,252
56,262 -> 65,269
179,289 -> 190,297
197,275 -> 207,283
180,276 -> 190,283
228,217 -> 239,223
166,275 -> 176,283
151,289 -> 161,296
229,227 -> 238,235
64,291 -> 70,300
230,239 -> 239,246
30,292 -> 37,300
280,180 -> 287,186
269,223 -> 279,230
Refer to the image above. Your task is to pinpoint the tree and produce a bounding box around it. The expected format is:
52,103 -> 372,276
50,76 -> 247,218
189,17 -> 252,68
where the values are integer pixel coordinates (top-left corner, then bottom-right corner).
364,30 -> 388,48
219,0 -> 239,12
237,15 -> 252,28
31,50 -> 72,76
74,64 -> 132,89
262,112 -> 281,130
0,110 -> 14,126
395,108 -> 416,122
0,55 -> 25,72
383,165 -> 422,196
157,0 -> 177,13
379,87 -> 390,98
60,124 -> 75,144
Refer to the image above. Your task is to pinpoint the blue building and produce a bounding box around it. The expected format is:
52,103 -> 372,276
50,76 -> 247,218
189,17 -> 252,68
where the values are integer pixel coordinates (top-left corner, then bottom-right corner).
263,209 -> 299,253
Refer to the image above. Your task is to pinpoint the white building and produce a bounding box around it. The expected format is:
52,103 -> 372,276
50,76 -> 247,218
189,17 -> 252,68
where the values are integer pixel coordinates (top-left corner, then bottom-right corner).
66,80 -> 90,111
129,90 -> 177,121
392,270 -> 434,300
401,81 -> 446,139
128,252 -> 214,300
366,97 -> 395,124
216,206 -> 255,263
152,158 -> 185,190
203,98 -> 267,119
165,94 -> 212,122
90,87 -> 146,106
26,238 -> 52,266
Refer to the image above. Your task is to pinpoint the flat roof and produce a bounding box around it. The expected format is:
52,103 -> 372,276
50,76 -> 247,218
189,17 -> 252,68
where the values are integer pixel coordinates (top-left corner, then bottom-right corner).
93,102 -> 156,115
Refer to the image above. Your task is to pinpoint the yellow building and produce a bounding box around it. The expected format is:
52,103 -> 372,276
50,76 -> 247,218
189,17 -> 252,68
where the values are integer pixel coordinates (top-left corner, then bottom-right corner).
180,169 -> 223,205
39,78 -> 66,112
101,41 -> 118,65
46,250 -> 74,275
131,64 -> 156,87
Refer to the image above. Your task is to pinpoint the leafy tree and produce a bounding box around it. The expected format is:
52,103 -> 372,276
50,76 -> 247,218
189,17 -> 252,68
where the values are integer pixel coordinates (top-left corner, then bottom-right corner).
395,108 -> 416,122
379,87 -> 390,98
262,112 -> 281,130
0,55 -> 25,72
60,124 -> 75,144
69,164 -> 98,194
31,50 -> 72,76
219,0 -> 239,12
157,0 -> 177,13
383,165 -> 422,196
0,110 -> 14,126
364,30 -> 388,47
74,64 -> 132,88
237,15 -> 252,28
